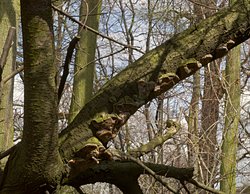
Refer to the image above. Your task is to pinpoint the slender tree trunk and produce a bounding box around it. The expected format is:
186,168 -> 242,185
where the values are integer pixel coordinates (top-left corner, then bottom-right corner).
220,31 -> 241,194
69,0 -> 102,123
190,1 -> 220,190
187,3 -> 201,192
200,61 -> 221,185
187,71 -> 200,193
199,0 -> 222,189
0,0 -> 19,169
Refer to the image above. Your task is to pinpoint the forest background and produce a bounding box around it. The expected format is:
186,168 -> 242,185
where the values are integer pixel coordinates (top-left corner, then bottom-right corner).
0,0 -> 249,193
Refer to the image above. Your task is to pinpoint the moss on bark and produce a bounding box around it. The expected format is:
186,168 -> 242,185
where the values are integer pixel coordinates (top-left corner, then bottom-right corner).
69,0 -> 102,123
59,0 -> 250,162
1,1 -> 64,193
0,0 -> 20,169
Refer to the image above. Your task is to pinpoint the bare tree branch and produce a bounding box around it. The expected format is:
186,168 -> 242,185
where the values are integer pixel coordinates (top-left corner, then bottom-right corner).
0,27 -> 16,82
129,120 -> 181,157
3,65 -> 24,84
189,179 -> 225,194
65,160 -> 194,191
51,4 -> 144,54
58,36 -> 80,102
127,154 -> 179,194
75,187 -> 86,194
0,144 -> 17,160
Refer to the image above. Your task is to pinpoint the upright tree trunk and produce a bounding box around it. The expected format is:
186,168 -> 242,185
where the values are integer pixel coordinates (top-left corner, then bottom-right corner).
200,61 -> 222,187
0,0 -> 19,169
1,0 -> 63,193
187,3 -> 201,191
220,19 -> 241,194
189,1 -> 221,190
187,71 -> 200,193
199,0 -> 222,189
69,0 -> 102,123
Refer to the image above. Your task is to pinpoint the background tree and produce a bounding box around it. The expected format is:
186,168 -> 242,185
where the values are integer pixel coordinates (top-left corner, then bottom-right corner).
220,1 -> 241,192
198,1 -> 223,191
68,0 -> 102,123
0,0 -> 249,193
0,0 -> 20,168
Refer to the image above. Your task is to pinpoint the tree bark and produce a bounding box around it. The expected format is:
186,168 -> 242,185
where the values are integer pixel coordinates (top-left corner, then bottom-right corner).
65,161 -> 194,189
59,0 -> 250,162
69,0 -> 102,123
220,1 -> 241,192
1,0 -> 250,193
1,0 -> 63,193
220,27 -> 241,194
200,61 -> 221,187
187,71 -> 200,184
0,0 -> 19,169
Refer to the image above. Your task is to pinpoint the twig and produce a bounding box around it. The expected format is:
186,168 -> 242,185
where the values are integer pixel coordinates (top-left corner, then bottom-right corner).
74,45 -> 126,75
189,179 -> 225,194
75,187 -> 86,194
58,36 -> 80,102
51,4 -> 144,54
186,0 -> 219,10
3,65 -> 24,84
0,27 -> 16,82
180,180 -> 191,194
0,144 -> 17,160
85,47 -> 126,69
127,154 -> 179,194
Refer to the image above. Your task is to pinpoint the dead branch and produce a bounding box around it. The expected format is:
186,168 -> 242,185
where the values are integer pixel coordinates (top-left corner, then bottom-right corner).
65,160 -> 194,192
0,27 -> 16,82
3,65 -> 24,84
129,120 -> 180,157
58,36 -> 80,102
189,179 -> 225,194
127,154 -> 179,194
0,144 -> 17,160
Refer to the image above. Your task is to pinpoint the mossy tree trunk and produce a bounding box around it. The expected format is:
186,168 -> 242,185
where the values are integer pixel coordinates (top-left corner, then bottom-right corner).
0,0 -> 63,193
220,1 -> 241,192
69,0 -> 102,123
0,0 -> 250,193
0,0 -> 20,169
220,45 -> 240,194
59,0 -> 250,163
220,48 -> 240,194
